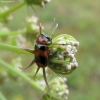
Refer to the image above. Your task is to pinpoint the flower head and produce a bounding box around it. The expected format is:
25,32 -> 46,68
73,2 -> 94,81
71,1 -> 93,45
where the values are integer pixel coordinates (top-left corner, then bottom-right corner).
43,77 -> 69,100
48,34 -> 79,75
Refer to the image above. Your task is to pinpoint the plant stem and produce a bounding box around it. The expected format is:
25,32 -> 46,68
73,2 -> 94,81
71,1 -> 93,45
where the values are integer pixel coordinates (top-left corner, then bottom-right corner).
0,91 -> 7,100
0,43 -> 33,55
0,1 -> 26,18
50,59 -> 68,64
0,59 -> 43,92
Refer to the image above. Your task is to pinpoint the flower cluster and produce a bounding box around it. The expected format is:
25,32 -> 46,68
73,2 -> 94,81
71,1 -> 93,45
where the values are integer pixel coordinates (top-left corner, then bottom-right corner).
26,16 -> 39,33
25,16 -> 39,41
48,34 -> 79,75
43,77 -> 69,100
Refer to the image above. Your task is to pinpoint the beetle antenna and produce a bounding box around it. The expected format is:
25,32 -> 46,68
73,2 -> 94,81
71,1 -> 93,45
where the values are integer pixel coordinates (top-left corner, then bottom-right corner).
50,23 -> 58,38
49,18 -> 58,38
48,18 -> 55,36
19,59 -> 35,70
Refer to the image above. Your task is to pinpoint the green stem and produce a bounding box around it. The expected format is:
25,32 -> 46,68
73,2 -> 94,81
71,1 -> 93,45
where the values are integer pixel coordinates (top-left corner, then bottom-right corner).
0,1 -> 26,18
0,29 -> 26,37
0,43 -> 33,55
50,59 -> 69,64
0,91 -> 7,100
0,59 -> 43,92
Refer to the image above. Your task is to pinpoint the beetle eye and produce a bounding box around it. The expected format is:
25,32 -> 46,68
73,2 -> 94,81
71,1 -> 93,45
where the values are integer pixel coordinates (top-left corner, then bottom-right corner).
47,37 -> 51,41
47,37 -> 52,44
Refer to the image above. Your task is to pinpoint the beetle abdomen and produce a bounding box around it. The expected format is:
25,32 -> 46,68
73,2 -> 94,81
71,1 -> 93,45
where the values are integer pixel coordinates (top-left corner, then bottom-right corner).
35,56 -> 48,67
35,44 -> 49,68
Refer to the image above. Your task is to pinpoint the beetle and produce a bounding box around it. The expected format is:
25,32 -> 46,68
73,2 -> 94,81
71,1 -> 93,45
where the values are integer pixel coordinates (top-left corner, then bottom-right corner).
19,22 -> 58,90
19,24 -> 52,69
35,29 -> 52,68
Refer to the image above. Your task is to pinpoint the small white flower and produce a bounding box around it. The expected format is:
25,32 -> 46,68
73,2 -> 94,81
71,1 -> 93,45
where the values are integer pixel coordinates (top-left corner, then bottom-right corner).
66,65 -> 71,71
72,57 -> 76,62
26,16 -> 38,23
68,54 -> 74,59
65,90 -> 69,95
74,41 -> 79,47
71,62 -> 78,68
58,54 -> 64,60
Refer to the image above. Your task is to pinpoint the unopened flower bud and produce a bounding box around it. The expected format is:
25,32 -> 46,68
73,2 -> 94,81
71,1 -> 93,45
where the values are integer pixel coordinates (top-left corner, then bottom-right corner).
66,65 -> 71,71
74,41 -> 79,47
48,34 -> 79,75
58,54 -> 64,60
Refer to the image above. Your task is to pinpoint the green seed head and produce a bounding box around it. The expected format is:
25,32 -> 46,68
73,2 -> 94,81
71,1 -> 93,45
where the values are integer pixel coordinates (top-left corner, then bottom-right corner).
48,34 -> 79,75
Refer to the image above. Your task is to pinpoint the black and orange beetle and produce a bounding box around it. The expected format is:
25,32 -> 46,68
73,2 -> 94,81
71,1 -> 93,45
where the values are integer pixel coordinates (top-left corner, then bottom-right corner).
19,21 -> 58,90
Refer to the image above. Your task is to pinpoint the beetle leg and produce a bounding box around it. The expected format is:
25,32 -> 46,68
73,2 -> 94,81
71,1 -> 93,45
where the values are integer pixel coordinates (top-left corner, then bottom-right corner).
43,68 -> 50,91
20,47 -> 35,54
19,59 -> 35,70
32,67 -> 40,79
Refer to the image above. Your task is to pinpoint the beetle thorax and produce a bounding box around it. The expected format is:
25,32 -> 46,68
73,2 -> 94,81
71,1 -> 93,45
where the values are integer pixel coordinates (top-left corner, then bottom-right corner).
36,35 -> 48,45
36,34 -> 51,45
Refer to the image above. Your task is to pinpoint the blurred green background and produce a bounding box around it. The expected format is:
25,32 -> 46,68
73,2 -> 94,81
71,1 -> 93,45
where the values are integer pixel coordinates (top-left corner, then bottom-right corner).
0,0 -> 100,100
